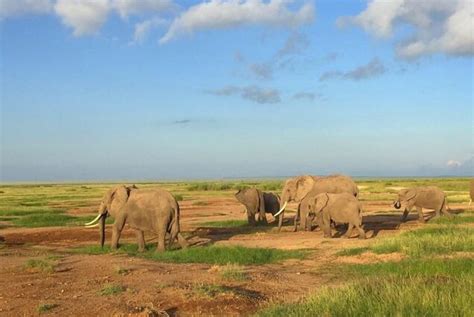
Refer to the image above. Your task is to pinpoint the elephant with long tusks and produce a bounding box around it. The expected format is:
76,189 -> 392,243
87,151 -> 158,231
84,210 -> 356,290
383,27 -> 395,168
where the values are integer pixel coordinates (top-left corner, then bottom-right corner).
85,185 -> 188,252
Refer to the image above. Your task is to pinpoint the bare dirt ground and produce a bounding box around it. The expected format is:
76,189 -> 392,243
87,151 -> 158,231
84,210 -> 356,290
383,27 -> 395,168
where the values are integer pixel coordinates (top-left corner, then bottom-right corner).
0,198 -> 466,316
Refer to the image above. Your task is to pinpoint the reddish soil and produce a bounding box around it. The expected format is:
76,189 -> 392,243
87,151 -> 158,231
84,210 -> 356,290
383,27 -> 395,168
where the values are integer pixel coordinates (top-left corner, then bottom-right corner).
0,199 -> 467,316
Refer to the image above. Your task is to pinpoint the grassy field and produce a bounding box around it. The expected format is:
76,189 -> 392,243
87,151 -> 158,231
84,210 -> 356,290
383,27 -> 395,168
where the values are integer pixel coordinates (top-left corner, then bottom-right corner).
0,177 -> 472,316
0,177 -> 470,229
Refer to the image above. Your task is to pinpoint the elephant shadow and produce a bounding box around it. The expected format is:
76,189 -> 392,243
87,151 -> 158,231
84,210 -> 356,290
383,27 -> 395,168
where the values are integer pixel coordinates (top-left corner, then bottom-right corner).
188,219 -> 284,246
361,212 -> 406,238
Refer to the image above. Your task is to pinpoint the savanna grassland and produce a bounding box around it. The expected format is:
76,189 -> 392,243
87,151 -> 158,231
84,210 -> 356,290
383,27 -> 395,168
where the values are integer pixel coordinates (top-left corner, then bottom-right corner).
0,178 -> 472,316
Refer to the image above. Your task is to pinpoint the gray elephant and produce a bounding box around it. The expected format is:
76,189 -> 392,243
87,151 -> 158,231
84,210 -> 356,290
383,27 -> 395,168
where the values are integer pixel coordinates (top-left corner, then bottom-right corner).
306,193 -> 366,239
85,185 -> 188,252
274,174 -> 359,231
234,188 -> 281,227
394,186 -> 452,223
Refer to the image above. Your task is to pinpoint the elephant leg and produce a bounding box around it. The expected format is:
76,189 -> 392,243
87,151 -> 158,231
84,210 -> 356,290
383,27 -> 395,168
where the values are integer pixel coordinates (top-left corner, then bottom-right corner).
356,225 -> 366,239
343,223 -> 354,239
322,213 -> 332,238
293,212 -> 299,232
401,205 -> 413,222
135,230 -> 145,252
247,208 -> 256,226
417,206 -> 425,223
440,200 -> 453,218
111,215 -> 126,250
156,230 -> 166,253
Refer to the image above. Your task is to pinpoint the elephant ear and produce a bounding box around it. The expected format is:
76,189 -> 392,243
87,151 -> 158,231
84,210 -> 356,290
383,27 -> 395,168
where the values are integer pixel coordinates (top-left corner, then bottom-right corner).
295,176 -> 315,201
404,188 -> 417,202
314,194 -> 329,213
109,185 -> 130,214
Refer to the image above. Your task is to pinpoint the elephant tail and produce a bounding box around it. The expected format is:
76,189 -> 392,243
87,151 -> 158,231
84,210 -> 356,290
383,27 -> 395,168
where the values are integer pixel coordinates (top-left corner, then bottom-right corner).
168,203 -> 180,233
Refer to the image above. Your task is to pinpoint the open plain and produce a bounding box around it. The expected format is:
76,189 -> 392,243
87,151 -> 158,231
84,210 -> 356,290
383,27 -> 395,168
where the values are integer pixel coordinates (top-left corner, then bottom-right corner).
0,178 -> 472,316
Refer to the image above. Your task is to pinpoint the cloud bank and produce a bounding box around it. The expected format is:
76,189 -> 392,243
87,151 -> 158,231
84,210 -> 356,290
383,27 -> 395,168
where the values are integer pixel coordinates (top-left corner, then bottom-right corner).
160,0 -> 314,43
338,0 -> 473,59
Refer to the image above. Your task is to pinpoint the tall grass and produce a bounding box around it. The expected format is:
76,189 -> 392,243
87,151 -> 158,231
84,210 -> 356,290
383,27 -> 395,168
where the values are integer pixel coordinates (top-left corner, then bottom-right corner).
339,226 -> 474,257
258,275 -> 472,317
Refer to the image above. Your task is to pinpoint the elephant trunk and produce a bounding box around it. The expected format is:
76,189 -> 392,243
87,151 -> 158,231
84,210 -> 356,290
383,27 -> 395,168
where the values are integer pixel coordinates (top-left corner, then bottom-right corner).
394,201 -> 401,209
99,213 -> 106,248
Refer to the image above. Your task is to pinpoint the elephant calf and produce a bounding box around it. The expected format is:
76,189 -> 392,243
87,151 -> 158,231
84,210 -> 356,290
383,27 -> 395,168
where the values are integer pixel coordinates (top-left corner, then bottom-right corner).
85,185 -> 188,252
394,186 -> 452,223
235,188 -> 282,228
307,193 -> 365,239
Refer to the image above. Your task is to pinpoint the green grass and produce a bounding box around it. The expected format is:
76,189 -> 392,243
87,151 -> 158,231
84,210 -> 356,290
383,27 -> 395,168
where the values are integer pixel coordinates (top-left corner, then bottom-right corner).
259,257 -> 473,317
74,244 -> 307,265
428,215 -> 474,224
200,220 -> 248,228
11,213 -> 82,228
25,259 -> 55,273
174,194 -> 184,201
257,275 -> 472,317
98,283 -> 126,296
37,303 -> 58,313
338,226 -> 474,258
343,257 -> 473,278
219,264 -> 248,281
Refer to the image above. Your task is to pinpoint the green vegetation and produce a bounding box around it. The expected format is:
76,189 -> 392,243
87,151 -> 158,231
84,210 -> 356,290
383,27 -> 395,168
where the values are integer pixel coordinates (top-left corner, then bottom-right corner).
75,244 -> 306,265
37,303 -> 58,313
174,194 -> 184,201
429,215 -> 474,224
257,273 -> 472,317
219,264 -> 248,281
200,220 -> 248,228
338,225 -> 473,257
98,283 -> 126,296
25,259 -> 56,273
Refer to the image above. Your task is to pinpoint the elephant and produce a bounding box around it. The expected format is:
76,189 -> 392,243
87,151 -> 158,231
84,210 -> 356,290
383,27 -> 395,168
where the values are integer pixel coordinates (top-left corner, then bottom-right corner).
234,188 -> 281,228
84,185 -> 188,252
470,179 -> 474,206
274,174 -> 359,231
394,186 -> 452,223
306,193 -> 366,239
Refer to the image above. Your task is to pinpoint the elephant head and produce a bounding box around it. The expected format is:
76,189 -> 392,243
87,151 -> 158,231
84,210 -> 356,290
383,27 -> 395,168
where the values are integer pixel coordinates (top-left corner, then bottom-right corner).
306,194 -> 330,231
274,175 -> 315,219
394,188 -> 416,209
84,185 -> 136,248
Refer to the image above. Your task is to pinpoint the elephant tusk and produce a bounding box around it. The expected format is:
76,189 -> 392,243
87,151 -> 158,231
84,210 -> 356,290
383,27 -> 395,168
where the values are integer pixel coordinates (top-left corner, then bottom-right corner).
85,223 -> 100,228
273,201 -> 288,218
85,214 -> 102,226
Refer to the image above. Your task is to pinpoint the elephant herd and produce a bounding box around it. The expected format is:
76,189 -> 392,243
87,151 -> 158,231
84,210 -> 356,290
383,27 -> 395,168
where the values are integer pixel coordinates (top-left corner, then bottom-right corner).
85,175 -> 470,252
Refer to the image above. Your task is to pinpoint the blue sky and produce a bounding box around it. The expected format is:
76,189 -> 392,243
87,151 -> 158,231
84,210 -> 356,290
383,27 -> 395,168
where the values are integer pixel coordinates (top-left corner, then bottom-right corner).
1,0 -> 473,181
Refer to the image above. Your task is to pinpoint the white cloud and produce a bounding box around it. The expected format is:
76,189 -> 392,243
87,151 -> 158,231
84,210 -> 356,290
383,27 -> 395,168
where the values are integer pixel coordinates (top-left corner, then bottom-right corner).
446,160 -> 461,168
132,17 -> 167,43
160,0 -> 315,43
0,0 -> 53,19
114,0 -> 175,18
54,0 -> 111,36
338,0 -> 474,59
51,0 -> 174,37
